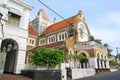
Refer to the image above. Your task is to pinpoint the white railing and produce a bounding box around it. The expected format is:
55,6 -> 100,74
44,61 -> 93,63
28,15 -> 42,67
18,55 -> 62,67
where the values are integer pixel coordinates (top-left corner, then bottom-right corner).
74,41 -> 107,53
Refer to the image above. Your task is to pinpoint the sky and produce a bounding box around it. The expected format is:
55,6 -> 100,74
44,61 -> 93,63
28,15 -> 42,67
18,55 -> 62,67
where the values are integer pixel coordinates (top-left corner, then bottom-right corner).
25,0 -> 120,55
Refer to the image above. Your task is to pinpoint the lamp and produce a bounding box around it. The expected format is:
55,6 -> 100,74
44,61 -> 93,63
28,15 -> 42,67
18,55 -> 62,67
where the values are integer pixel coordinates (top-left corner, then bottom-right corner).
0,12 -> 4,38
0,13 -> 3,20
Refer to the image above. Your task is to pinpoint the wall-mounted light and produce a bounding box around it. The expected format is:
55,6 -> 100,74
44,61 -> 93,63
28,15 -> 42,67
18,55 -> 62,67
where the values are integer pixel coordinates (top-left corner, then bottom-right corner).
0,12 -> 4,38
0,13 -> 3,21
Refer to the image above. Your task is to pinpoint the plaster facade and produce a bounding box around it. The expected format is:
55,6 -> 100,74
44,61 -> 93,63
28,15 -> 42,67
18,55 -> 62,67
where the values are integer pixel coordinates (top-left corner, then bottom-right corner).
0,0 -> 32,74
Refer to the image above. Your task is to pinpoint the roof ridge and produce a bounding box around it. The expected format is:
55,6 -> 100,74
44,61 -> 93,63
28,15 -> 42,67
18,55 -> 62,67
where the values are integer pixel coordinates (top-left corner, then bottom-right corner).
42,14 -> 78,34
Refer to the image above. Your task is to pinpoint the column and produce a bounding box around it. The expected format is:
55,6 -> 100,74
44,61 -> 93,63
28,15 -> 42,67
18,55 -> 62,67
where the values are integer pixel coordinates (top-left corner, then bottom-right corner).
83,63 -> 85,68
79,62 -> 82,68
99,60 -> 101,69
106,60 -> 110,69
102,60 -> 105,69
104,60 -> 106,69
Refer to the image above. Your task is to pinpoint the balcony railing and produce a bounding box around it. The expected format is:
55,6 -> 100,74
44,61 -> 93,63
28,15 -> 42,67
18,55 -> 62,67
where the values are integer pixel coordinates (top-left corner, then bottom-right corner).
74,41 -> 107,53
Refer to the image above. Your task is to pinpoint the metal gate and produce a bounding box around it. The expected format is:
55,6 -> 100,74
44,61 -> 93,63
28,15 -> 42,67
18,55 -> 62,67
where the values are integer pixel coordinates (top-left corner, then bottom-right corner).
0,52 -> 6,74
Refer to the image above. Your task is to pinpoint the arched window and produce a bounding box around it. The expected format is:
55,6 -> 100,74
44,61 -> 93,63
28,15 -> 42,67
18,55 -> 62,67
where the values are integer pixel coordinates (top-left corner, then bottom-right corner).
62,33 -> 64,40
65,32 -> 68,39
47,35 -> 56,44
58,31 -> 68,41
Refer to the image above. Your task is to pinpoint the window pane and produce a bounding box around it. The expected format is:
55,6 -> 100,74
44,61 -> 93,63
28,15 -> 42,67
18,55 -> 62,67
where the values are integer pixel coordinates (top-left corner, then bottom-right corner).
7,12 -> 20,27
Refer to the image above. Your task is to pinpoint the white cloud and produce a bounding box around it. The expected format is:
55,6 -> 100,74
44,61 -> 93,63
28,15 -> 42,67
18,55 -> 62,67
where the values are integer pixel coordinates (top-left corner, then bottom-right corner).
104,11 -> 120,26
89,11 -> 120,45
91,28 -> 120,41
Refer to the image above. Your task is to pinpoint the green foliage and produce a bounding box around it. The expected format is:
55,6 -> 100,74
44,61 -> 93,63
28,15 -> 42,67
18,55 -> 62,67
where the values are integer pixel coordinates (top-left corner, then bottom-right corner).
109,60 -> 116,66
1,4 -> 7,8
77,53 -> 87,60
69,53 -> 87,62
90,35 -> 102,44
103,43 -> 113,57
29,48 -> 64,67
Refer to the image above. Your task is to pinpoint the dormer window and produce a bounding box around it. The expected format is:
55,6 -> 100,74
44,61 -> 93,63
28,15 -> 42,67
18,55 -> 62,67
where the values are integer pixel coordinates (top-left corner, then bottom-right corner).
7,12 -> 21,27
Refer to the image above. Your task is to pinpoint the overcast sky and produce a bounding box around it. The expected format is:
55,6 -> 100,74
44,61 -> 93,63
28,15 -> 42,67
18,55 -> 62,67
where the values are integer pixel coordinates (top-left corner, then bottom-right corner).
25,0 -> 120,55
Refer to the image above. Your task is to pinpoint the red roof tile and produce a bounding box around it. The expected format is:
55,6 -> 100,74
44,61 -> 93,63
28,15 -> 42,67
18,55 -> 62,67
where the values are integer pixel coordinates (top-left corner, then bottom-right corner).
27,41 -> 64,52
43,14 -> 78,34
28,25 -> 36,36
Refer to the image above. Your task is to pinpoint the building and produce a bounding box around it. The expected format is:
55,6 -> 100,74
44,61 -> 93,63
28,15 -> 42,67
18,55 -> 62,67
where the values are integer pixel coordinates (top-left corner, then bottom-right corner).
26,24 -> 37,63
30,8 -> 51,35
27,24 -> 37,51
0,0 -> 32,74
27,11 -> 110,79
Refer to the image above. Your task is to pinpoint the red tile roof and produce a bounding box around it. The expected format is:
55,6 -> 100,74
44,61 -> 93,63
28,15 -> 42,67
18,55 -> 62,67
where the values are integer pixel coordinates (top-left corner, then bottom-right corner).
43,14 -> 78,34
28,25 -> 36,36
27,41 -> 64,52
36,8 -> 50,22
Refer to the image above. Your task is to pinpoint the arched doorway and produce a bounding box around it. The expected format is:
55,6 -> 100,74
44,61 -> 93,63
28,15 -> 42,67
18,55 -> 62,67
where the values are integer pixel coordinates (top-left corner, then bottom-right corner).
77,52 -> 88,68
1,38 -> 18,73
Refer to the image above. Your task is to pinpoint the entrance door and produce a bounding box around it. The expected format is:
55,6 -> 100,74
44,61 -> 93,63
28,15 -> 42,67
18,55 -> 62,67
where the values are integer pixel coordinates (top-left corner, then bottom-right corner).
4,49 -> 16,73
0,52 -> 6,74
1,39 -> 18,73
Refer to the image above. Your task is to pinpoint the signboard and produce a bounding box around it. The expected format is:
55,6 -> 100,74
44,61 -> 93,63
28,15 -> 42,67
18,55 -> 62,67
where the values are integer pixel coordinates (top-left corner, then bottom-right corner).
0,52 -> 6,74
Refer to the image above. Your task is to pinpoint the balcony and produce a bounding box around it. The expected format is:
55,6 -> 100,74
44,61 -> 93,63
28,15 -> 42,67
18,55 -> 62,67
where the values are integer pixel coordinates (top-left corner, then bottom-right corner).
74,41 -> 107,53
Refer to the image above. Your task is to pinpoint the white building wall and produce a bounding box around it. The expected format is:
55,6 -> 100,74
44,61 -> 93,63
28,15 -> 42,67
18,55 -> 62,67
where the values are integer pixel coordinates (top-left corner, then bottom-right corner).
72,69 -> 95,79
89,57 -> 98,68
0,0 -> 32,74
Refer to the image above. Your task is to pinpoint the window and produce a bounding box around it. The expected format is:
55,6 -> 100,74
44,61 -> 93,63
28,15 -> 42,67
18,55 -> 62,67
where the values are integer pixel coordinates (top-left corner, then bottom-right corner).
65,32 -> 68,39
39,38 -> 46,46
47,35 -> 56,44
58,31 -> 68,41
7,12 -> 21,27
27,38 -> 35,46
39,22 -> 47,32
32,40 -> 34,44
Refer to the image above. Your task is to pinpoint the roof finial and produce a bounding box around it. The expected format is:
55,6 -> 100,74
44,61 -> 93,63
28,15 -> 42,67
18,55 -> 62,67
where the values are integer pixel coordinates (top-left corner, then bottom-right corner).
79,10 -> 82,14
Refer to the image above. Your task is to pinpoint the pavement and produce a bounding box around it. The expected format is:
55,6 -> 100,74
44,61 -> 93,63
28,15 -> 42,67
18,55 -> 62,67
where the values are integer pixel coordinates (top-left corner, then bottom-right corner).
76,71 -> 120,80
0,71 -> 120,80
0,74 -> 32,80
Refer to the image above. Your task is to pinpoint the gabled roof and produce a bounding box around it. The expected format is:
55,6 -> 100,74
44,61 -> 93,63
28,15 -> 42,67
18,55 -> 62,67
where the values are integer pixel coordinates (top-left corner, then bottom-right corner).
43,14 -> 79,34
35,8 -> 50,22
28,25 -> 36,36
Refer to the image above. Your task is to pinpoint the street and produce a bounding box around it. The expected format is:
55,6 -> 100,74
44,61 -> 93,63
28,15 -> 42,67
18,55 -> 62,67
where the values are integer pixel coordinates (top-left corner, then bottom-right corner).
76,71 -> 120,80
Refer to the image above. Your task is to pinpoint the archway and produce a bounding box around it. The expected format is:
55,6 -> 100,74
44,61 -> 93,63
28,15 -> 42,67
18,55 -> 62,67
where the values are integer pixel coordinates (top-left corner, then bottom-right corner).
97,53 -> 100,68
77,52 -> 88,68
1,38 -> 18,73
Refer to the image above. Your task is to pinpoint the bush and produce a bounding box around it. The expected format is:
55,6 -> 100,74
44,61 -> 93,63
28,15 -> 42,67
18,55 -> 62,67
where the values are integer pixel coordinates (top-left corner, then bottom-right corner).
29,48 -> 64,68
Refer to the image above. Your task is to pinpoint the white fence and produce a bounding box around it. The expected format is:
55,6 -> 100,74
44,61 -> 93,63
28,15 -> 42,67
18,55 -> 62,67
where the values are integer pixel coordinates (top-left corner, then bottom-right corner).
72,68 -> 96,79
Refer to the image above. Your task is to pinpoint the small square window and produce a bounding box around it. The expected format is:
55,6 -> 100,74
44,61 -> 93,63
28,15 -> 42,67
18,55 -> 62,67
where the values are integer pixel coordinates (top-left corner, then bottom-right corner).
7,12 -> 21,27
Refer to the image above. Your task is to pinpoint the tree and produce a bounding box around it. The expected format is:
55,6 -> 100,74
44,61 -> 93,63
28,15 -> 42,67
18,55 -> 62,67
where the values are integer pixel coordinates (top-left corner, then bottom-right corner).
109,60 -> 116,66
29,48 -> 64,70
90,35 -> 102,44
103,43 -> 113,57
77,53 -> 87,62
